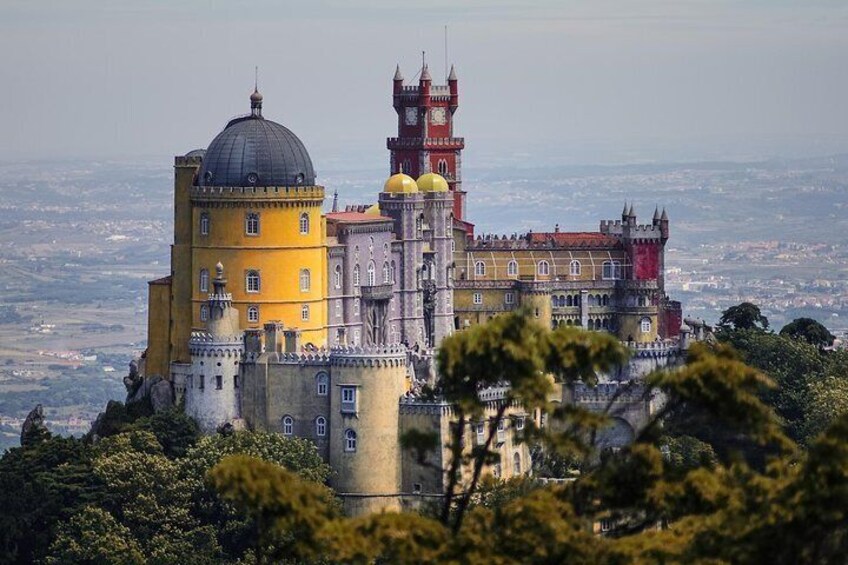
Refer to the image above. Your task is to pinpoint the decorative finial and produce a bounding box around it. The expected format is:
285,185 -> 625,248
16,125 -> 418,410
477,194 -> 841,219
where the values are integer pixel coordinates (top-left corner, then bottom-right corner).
332,189 -> 339,213
448,64 -> 457,81
215,261 -> 224,278
250,67 -> 263,118
394,64 -> 403,81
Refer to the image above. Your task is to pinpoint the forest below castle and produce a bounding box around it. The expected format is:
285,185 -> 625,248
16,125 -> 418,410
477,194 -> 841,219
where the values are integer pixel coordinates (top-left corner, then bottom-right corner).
1,307 -> 847,564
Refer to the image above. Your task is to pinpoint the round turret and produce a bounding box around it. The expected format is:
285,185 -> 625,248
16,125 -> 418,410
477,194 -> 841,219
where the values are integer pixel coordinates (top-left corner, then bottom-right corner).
417,172 -> 449,193
383,173 -> 418,194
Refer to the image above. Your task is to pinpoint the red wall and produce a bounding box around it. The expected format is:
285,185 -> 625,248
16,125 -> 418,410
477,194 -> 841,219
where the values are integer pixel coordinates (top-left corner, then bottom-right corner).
632,243 -> 660,280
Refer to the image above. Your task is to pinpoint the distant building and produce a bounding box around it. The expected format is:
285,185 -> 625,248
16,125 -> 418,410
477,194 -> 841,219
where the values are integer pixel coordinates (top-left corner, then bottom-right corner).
142,63 -> 688,514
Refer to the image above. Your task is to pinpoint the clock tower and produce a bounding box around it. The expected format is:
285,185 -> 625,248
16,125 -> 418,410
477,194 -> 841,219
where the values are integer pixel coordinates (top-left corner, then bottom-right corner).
389,63 -> 468,225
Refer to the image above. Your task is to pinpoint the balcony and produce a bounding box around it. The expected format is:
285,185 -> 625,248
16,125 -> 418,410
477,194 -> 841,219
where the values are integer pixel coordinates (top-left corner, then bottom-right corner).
360,283 -> 393,301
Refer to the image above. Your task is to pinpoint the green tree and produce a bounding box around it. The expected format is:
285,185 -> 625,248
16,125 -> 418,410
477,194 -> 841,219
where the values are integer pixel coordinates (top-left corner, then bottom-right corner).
179,431 -> 331,560
45,506 -> 145,565
207,455 -> 336,564
780,317 -> 836,349
719,302 -> 770,331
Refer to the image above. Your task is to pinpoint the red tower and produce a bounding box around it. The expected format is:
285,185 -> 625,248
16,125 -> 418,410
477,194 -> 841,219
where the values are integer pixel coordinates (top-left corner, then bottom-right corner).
389,63 -> 467,223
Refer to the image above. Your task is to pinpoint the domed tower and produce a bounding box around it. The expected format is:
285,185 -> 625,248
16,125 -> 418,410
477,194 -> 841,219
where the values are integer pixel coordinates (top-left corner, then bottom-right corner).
185,263 -> 244,433
172,90 -> 327,363
379,173 -> 426,345
417,173 -> 455,345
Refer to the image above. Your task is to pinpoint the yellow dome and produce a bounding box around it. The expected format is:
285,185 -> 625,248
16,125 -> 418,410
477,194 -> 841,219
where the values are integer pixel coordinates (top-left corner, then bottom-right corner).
417,172 -> 449,192
383,173 -> 418,194
365,203 -> 380,215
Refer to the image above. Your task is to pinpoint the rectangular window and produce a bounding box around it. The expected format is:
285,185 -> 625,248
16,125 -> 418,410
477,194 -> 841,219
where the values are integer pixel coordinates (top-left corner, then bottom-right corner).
245,212 -> 260,236
200,213 -> 210,236
215,375 -> 223,390
497,419 -> 506,444
341,386 -> 357,414
199,375 -> 205,390
515,416 -> 525,431
475,422 -> 485,444
504,292 -> 514,305
473,292 -> 482,305
335,300 -> 342,318
234,375 -> 239,389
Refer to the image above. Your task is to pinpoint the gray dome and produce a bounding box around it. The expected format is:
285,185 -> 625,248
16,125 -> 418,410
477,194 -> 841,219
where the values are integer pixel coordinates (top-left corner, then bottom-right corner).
197,110 -> 315,188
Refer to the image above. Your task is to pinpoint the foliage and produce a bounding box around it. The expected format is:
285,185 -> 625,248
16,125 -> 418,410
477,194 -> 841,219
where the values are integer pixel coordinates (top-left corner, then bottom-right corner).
780,317 -> 836,348
44,506 -> 146,565
208,455 -> 336,564
718,301 -> 770,331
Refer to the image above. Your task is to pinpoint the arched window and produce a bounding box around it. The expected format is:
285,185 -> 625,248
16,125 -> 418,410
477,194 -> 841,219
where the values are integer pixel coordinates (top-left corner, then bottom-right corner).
513,452 -> 521,475
382,261 -> 391,283
245,212 -> 260,235
199,268 -> 209,292
316,372 -> 328,396
246,270 -> 260,293
588,295 -> 596,307
344,429 -> 357,452
334,265 -> 342,289
570,260 -> 581,276
402,159 -> 412,175
282,416 -> 293,436
390,261 -> 396,284
316,417 -> 327,437
537,260 -> 550,277
602,261 -> 621,280
247,305 -> 259,323
299,212 -> 310,235
438,159 -> 449,176
199,304 -> 209,322
199,212 -> 210,236
367,261 -> 376,286
640,317 -> 652,333
603,294 -> 610,306
353,265 -> 360,287
300,269 -> 311,292
566,295 -> 573,307
507,260 -> 518,277
474,261 -> 486,277
301,304 -> 310,321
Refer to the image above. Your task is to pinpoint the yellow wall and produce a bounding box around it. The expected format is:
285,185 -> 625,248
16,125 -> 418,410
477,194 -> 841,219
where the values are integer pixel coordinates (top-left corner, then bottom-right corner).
190,187 -> 328,347
169,156 -> 200,366
619,313 -> 658,343
145,279 -> 171,377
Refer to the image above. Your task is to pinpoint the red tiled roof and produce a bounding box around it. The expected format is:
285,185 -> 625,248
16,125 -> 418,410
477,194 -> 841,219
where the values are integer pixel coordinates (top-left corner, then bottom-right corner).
326,212 -> 392,223
528,232 -> 620,247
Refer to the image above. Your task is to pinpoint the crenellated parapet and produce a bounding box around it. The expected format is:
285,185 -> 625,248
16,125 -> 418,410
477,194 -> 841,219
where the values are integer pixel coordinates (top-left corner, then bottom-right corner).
572,381 -> 649,403
628,339 -> 681,359
329,344 -> 408,368
189,331 -> 244,357
190,184 -> 324,206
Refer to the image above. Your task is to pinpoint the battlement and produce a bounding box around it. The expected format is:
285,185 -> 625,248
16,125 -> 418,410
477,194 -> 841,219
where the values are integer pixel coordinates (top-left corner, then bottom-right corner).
188,331 -> 244,357
330,344 -> 408,368
572,381 -> 649,403
627,339 -> 680,358
467,231 -> 622,250
190,185 -> 324,203
387,137 -> 465,150
599,220 -> 664,240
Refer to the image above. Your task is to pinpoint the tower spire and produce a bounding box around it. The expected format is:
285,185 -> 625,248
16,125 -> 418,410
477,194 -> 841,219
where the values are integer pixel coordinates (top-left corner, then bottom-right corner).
250,67 -> 263,118
332,189 -> 339,213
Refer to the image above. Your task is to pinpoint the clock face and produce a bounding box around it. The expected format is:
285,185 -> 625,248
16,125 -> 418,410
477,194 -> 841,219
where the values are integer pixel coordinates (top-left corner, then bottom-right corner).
404,107 -> 418,126
430,107 -> 447,126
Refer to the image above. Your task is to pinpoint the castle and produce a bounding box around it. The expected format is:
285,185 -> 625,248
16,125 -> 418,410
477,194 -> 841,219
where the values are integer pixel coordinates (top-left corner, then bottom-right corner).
142,63 -> 687,514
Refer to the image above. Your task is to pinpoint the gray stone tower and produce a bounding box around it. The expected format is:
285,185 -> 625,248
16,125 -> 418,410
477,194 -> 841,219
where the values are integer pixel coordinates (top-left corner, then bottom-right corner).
185,262 -> 244,433
422,187 -> 455,345
379,179 -> 426,346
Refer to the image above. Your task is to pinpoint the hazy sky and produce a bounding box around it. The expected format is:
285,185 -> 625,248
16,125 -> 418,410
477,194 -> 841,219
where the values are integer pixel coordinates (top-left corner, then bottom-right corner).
2,0 -> 847,168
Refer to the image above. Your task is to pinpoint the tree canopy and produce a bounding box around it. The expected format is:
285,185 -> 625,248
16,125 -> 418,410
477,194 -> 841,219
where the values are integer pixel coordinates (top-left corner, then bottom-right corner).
780,317 -> 836,348
718,302 -> 770,331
